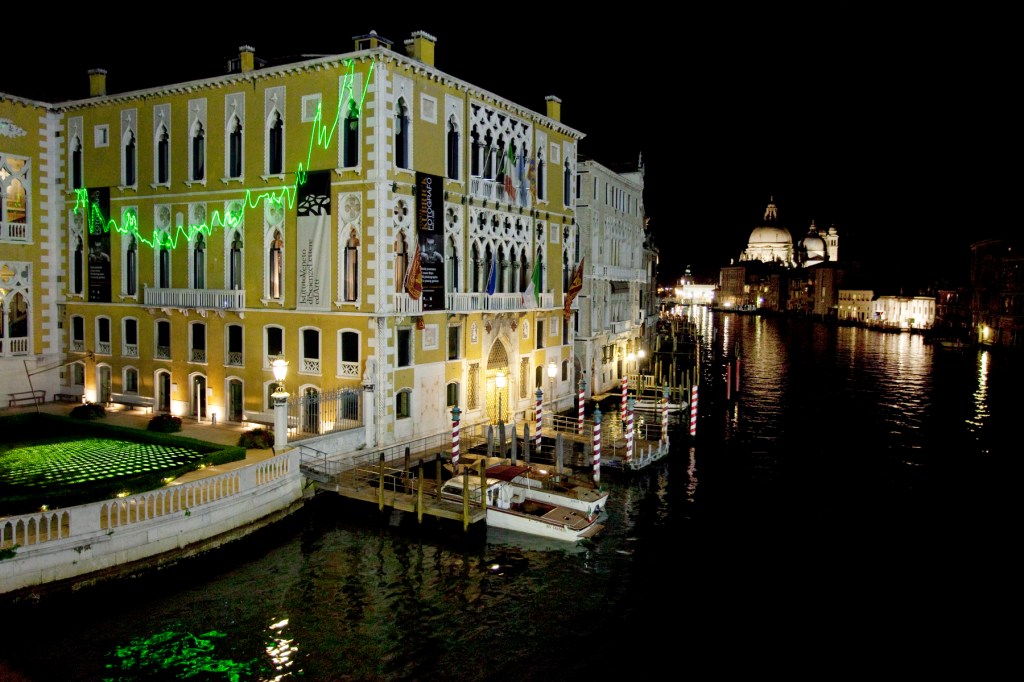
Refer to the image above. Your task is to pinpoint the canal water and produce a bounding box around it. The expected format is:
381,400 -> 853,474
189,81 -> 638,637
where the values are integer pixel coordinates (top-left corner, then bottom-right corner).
1,311 -> 1018,680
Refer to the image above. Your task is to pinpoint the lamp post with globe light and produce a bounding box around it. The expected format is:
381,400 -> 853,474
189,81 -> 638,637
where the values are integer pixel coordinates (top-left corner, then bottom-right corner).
271,357 -> 289,451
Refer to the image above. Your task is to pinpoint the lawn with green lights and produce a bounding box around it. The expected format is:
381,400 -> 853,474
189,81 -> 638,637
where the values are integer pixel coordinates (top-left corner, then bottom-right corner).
0,413 -> 244,516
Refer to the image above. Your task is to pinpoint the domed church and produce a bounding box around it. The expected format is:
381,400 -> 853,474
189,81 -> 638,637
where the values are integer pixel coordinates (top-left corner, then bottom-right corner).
738,197 -> 839,267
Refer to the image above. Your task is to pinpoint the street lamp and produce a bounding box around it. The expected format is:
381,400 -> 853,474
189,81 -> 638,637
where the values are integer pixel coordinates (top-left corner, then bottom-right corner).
271,357 -> 289,401
547,361 -> 557,414
271,357 -> 289,452
638,348 -> 646,373
495,370 -> 506,424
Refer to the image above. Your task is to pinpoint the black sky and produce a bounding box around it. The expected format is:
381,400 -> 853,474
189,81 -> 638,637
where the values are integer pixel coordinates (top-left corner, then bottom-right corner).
4,12 -> 1015,292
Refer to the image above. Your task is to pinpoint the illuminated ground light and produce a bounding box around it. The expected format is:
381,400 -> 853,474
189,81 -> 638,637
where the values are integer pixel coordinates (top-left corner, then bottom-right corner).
105,629 -> 267,679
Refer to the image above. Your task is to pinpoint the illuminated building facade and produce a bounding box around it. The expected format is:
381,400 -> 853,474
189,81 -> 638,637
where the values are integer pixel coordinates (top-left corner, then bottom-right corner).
0,30 -> 583,446
573,156 -> 650,398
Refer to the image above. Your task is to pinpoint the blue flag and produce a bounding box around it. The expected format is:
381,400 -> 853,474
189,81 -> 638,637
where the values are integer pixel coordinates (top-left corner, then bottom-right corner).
486,256 -> 497,295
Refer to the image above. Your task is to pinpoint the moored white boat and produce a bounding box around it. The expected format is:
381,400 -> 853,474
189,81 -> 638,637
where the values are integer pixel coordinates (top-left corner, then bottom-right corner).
440,475 -> 604,542
483,464 -> 608,517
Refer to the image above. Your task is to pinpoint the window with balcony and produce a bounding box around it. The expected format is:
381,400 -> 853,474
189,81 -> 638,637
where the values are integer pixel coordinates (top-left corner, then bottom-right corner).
226,324 -> 243,367
190,322 -> 206,363
1,155 -> 29,242
96,317 -> 111,356
70,315 -> 85,353
155,319 -> 171,360
301,327 -> 321,374
338,329 -> 359,378
0,292 -> 29,355
265,326 -> 283,366
122,318 -> 138,357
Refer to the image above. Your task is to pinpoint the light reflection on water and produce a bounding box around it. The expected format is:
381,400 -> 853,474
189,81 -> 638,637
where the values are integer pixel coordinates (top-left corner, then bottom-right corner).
1,313 -> 1020,680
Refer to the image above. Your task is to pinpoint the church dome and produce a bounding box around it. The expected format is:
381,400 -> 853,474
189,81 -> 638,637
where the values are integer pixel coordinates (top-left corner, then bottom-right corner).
748,226 -> 793,247
799,221 -> 826,261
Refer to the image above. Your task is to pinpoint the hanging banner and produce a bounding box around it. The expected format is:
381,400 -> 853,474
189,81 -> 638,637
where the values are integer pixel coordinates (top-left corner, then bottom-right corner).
416,171 -> 445,311
87,187 -> 111,303
296,170 -> 332,310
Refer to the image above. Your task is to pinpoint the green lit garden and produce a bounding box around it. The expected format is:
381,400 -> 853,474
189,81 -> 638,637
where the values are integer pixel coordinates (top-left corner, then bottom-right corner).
0,413 -> 245,517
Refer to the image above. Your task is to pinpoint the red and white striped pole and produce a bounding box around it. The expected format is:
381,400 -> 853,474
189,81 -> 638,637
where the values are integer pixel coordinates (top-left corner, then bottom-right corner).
621,375 -> 627,423
451,406 -> 461,470
592,405 -> 602,484
689,384 -> 698,437
626,396 -> 635,465
661,384 -> 669,446
578,378 -> 586,435
535,387 -> 543,451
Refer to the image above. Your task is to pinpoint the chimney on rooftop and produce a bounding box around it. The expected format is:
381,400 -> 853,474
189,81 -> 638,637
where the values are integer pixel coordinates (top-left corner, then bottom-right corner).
88,68 -> 107,97
404,30 -> 436,66
239,45 -> 255,73
353,30 -> 394,52
545,95 -> 561,122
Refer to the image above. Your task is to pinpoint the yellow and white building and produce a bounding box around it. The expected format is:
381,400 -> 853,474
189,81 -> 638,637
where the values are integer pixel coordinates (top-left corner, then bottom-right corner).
0,30 -> 585,447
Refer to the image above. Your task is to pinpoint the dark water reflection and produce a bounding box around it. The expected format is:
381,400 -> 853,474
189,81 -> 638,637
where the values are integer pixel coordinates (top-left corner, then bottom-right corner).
1,313 -> 1019,680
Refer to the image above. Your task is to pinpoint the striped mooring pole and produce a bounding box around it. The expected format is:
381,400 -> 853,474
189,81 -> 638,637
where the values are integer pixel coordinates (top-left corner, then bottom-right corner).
592,405 -> 602,484
621,376 -> 628,423
451,406 -> 461,470
578,378 -> 586,435
626,396 -> 635,465
535,387 -> 543,451
689,384 -> 699,437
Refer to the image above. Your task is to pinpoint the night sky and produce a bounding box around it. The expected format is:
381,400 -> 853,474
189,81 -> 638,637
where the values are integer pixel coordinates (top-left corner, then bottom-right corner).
4,12 -> 1015,292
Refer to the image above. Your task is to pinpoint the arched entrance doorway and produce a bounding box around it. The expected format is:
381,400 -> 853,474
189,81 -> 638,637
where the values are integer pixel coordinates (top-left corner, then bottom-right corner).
156,371 -> 171,412
97,365 -> 112,404
303,386 -> 320,434
486,340 -> 510,424
191,374 -> 207,420
228,378 -> 244,422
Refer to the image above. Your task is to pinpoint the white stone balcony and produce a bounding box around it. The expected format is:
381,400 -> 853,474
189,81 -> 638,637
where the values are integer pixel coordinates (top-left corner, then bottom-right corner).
144,287 -> 245,310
